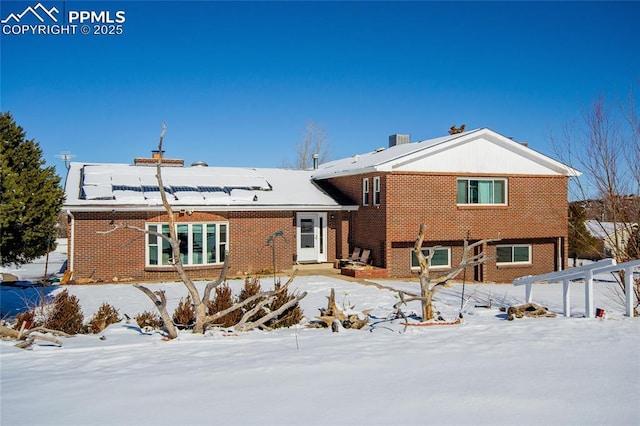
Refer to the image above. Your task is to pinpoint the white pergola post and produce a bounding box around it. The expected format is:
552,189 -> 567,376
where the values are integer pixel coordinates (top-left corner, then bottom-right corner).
585,269 -> 594,318
624,266 -> 634,317
562,278 -> 571,317
525,282 -> 533,303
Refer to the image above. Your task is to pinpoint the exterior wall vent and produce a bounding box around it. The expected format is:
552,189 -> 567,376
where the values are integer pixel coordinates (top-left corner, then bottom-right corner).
389,134 -> 410,147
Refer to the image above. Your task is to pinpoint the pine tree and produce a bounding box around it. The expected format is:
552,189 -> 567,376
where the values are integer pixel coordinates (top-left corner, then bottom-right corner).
0,112 -> 65,266
568,202 -> 600,262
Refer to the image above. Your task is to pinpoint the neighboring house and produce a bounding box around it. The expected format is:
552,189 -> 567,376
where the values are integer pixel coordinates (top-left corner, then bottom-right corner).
584,220 -> 638,260
62,128 -> 579,283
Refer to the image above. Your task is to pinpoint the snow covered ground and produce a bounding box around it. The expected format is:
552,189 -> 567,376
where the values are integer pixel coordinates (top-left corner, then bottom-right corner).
1,248 -> 639,425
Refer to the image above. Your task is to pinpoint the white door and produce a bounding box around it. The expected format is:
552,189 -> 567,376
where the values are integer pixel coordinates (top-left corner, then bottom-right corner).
296,213 -> 327,263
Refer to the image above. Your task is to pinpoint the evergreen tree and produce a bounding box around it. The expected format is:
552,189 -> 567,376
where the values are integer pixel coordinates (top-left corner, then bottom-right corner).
568,202 -> 599,262
1,112 -> 65,266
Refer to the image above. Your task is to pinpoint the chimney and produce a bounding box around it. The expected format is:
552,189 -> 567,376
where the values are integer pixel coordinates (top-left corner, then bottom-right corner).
313,153 -> 319,170
389,134 -> 410,148
134,150 -> 184,167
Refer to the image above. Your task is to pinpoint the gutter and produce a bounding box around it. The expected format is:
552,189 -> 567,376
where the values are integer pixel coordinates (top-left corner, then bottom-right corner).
63,204 -> 359,213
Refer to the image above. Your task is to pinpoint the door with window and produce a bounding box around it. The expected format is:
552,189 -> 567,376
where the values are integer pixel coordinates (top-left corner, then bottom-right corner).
296,213 -> 327,263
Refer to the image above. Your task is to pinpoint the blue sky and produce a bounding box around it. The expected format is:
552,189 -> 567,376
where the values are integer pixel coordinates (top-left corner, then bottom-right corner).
1,1 -> 638,177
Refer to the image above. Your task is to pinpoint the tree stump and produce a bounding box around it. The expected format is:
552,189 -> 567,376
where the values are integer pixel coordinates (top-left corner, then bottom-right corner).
308,288 -> 370,331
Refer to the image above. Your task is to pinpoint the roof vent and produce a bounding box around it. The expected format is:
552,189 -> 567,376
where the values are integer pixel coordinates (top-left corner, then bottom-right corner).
374,147 -> 385,153
191,161 -> 209,167
352,154 -> 360,163
389,134 -> 410,147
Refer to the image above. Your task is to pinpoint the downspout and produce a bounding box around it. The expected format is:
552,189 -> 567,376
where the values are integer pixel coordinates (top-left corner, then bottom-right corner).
557,236 -> 563,271
65,210 -> 75,276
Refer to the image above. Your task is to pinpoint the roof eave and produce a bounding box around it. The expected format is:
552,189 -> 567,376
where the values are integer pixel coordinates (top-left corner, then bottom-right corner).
62,204 -> 358,213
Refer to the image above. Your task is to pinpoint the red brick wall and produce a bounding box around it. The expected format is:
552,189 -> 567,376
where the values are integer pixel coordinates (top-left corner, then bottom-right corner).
70,210 -> 340,282
328,172 -> 569,282
327,174 -> 388,267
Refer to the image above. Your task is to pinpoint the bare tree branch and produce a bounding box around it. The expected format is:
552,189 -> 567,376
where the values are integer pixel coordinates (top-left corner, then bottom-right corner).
99,123 -> 307,337
133,284 -> 178,338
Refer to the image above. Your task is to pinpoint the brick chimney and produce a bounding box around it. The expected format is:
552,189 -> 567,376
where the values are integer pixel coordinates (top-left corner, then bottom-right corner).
134,150 -> 184,167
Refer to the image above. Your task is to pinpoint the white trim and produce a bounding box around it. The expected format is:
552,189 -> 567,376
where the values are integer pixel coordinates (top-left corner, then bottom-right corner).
373,176 -> 381,205
296,212 -> 327,263
145,221 -> 228,267
362,178 -> 370,206
456,177 -> 508,206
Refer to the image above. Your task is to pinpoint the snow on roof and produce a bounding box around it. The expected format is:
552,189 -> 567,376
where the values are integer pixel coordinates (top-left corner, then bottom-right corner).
585,220 -> 637,239
312,131 -> 463,179
64,163 -> 352,211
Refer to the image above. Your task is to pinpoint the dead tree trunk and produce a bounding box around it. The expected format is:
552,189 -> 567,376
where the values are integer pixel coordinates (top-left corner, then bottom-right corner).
377,224 -> 500,321
308,288 -> 371,331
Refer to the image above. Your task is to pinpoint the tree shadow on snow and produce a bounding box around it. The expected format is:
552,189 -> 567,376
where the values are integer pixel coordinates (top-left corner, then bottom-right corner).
0,284 -> 59,321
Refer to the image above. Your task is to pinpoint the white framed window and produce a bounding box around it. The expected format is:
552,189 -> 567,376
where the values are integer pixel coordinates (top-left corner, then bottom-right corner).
496,244 -> 531,265
362,178 -> 370,206
373,176 -> 381,205
146,222 -> 228,266
411,247 -> 451,270
457,178 -> 507,205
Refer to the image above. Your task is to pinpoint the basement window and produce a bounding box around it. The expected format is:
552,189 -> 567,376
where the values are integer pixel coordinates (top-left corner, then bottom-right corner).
410,247 -> 451,270
146,222 -> 228,266
496,244 -> 531,265
456,178 -> 507,205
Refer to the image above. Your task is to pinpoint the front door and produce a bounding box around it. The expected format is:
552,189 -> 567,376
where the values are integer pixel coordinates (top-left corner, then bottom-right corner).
296,213 -> 327,263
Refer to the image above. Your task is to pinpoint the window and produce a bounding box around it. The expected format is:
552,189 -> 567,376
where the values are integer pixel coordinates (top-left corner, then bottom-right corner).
457,178 -> 506,205
362,178 -> 370,206
146,222 -> 228,266
373,176 -> 381,205
496,244 -> 531,265
411,247 -> 451,270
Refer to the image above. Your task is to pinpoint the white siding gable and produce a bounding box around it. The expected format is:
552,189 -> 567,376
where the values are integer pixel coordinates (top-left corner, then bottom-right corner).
313,128 -> 579,178
392,134 -> 573,175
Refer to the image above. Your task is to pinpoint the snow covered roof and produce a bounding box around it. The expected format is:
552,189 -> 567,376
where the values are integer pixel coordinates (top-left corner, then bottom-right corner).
585,220 -> 637,239
64,163 -> 355,212
312,128 -> 581,179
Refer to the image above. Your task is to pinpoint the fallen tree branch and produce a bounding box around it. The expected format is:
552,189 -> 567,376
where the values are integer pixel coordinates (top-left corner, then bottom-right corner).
0,324 -> 66,349
133,285 -> 178,338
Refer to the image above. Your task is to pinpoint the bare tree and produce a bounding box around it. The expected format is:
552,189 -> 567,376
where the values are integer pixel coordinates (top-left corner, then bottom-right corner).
101,124 -> 307,338
375,224 -> 499,321
282,120 -> 330,169
551,88 -> 640,313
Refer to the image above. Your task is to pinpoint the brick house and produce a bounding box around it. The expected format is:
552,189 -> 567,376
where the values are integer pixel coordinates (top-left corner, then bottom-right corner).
62,127 -> 578,283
